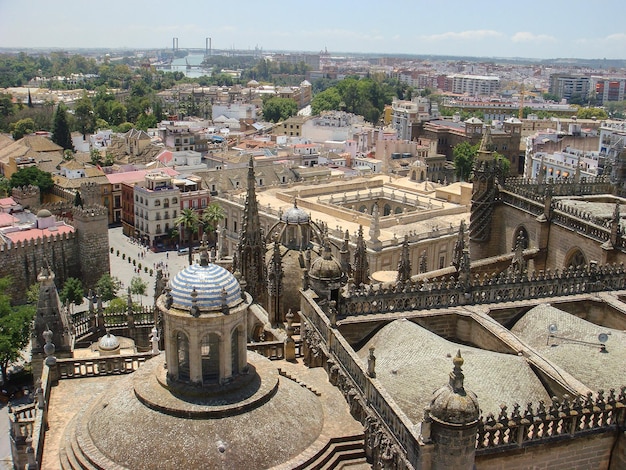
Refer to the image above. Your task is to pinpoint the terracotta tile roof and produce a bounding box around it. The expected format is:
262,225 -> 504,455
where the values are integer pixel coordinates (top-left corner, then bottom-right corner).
5,224 -> 74,244
0,213 -> 19,227
105,167 -> 179,185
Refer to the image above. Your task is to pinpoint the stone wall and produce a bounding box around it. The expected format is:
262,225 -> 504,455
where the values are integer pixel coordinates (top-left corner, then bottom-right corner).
0,234 -> 80,302
476,432 -> 615,470
72,205 -> 109,290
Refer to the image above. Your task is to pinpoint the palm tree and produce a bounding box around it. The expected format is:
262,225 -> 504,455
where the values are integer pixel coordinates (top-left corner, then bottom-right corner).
175,208 -> 200,265
201,202 -> 226,246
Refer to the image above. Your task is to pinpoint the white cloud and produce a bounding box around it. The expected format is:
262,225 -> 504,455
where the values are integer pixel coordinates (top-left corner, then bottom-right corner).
605,33 -> 626,41
511,32 -> 556,43
420,30 -> 503,42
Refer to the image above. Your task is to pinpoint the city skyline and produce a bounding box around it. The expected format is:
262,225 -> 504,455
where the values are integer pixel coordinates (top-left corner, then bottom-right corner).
1,0 -> 625,60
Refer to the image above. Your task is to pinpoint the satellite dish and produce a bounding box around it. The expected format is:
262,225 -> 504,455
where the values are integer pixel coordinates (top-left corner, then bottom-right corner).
598,333 -> 609,343
548,324 -> 558,334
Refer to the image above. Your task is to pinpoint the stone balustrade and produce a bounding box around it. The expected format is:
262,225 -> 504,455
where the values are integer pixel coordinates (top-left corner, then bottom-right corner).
54,352 -> 154,379
476,388 -> 626,454
340,263 -> 626,317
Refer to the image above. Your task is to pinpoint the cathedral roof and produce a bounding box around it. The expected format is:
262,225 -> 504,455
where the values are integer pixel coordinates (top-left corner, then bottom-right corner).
358,319 -> 550,422
169,263 -> 242,310
281,201 -> 310,224
309,245 -> 343,281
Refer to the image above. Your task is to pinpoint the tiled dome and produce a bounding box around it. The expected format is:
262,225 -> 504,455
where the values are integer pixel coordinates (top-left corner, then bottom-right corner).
281,202 -> 310,224
170,263 -> 242,311
98,332 -> 120,351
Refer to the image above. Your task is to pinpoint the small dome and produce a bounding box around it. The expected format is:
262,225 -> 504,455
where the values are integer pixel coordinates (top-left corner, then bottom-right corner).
247,79 -> 259,87
98,332 -> 120,351
429,351 -> 480,425
170,263 -> 242,311
309,246 -> 343,281
37,209 -> 52,218
281,201 -> 310,224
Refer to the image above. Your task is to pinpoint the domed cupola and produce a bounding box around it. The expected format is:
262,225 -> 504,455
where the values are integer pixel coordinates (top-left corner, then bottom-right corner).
159,239 -> 251,386
429,350 -> 480,426
169,256 -> 242,311
281,200 -> 310,224
308,239 -> 347,303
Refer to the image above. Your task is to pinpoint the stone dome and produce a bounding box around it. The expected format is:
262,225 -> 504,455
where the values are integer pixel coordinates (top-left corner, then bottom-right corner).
281,201 -> 310,224
36,209 -> 52,218
169,263 -> 242,310
69,353 -> 328,470
429,351 -> 480,426
98,333 -> 120,351
309,245 -> 343,281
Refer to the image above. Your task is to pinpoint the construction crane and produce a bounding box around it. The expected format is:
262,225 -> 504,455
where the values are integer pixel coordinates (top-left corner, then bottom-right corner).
519,82 -> 525,120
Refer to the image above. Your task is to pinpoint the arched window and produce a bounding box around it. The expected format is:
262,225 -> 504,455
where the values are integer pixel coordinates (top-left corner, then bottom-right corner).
359,205 -> 367,213
231,328 -> 239,375
395,207 -> 403,214
201,333 -> 220,384
176,332 -> 190,381
565,248 -> 587,269
383,204 -> 391,216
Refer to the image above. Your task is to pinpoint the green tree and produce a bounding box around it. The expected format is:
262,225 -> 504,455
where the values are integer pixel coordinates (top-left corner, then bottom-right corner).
95,274 -> 122,302
262,97 -> 298,123
201,202 -> 225,245
10,118 -> 35,140
0,277 -> 35,384
494,152 -> 511,178
129,276 -> 147,305
0,177 -> 10,197
10,166 -> 54,199
311,87 -> 342,115
576,107 -> 608,120
90,148 -> 103,166
59,277 -> 84,313
52,103 -> 74,151
453,142 -> 478,182
136,113 -> 157,131
74,91 -> 95,139
542,92 -> 560,102
175,208 -> 200,265
26,283 -> 40,304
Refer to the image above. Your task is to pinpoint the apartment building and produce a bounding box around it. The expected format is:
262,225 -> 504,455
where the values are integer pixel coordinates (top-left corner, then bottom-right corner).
549,74 -> 591,101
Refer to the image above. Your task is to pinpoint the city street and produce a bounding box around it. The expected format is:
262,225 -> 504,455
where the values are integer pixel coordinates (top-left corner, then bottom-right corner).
107,227 -> 190,304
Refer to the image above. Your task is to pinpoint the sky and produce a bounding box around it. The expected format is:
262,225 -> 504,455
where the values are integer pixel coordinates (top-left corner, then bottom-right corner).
1,0 -> 625,60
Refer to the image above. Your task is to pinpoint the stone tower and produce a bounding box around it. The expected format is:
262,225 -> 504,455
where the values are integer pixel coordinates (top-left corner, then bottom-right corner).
72,205 -> 109,291
236,157 -> 268,307
353,225 -> 369,286
267,236 -> 283,326
397,235 -> 411,283
11,185 -> 40,210
469,126 -> 498,259
31,265 -> 73,379
79,181 -> 101,207
427,350 -> 480,470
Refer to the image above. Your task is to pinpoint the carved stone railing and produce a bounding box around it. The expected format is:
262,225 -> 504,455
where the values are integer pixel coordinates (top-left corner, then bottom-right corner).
476,388 -> 626,454
247,340 -> 303,360
340,263 -> 626,317
500,191 -> 544,216
503,176 -> 613,200
71,306 -> 156,340
54,352 -> 154,379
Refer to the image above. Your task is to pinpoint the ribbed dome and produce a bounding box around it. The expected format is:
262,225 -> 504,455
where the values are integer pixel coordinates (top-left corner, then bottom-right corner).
37,209 -> 52,218
281,202 -> 310,224
309,246 -> 343,281
430,351 -> 480,425
170,263 -> 242,310
98,332 -> 120,351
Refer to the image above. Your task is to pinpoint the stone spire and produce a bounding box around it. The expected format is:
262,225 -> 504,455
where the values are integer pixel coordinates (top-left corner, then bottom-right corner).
237,156 -> 268,307
469,125 -> 497,248
199,232 -> 210,267
452,220 -> 466,271
339,229 -> 351,276
428,350 -> 480,470
33,264 -> 72,356
397,235 -> 412,283
353,225 -> 369,287
368,203 -> 381,250
267,235 -> 284,326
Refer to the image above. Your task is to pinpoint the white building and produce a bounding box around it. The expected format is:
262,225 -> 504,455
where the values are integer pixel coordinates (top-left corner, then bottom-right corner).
390,97 -> 432,141
447,74 -> 500,96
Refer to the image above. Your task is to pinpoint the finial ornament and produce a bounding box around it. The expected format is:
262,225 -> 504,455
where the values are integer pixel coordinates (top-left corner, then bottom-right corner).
450,349 -> 465,393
